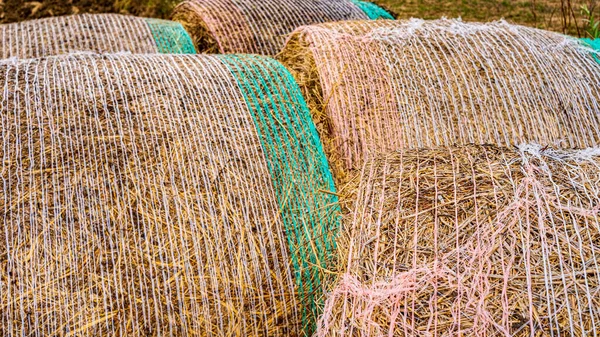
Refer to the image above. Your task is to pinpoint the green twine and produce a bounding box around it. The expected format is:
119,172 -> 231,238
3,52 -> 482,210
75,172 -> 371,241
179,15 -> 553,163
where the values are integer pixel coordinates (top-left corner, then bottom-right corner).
351,0 -> 394,19
581,38 -> 600,63
218,54 -> 340,335
145,18 -> 196,54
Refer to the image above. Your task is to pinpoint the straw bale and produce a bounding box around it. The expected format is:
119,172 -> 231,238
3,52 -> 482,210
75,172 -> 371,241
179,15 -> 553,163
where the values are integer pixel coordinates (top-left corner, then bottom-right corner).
0,14 -> 196,59
0,53 -> 337,336
318,144 -> 600,336
279,19 -> 600,183
171,0 -> 391,55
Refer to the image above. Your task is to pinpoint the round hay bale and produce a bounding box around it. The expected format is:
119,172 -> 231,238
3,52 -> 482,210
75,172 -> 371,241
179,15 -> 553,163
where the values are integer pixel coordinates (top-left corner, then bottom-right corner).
279,19 -> 600,183
0,14 -> 196,59
0,53 -> 338,336
318,144 -> 600,336
170,0 -> 392,55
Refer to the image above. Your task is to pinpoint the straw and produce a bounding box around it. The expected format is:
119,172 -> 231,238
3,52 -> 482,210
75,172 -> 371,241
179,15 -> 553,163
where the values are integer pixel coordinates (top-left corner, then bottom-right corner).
279,19 -> 600,183
318,144 -> 600,336
171,0 -> 391,55
0,14 -> 196,59
0,53 -> 337,336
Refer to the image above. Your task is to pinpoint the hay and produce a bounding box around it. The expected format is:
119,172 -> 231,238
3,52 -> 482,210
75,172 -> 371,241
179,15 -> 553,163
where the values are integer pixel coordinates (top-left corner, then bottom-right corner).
279,19 -> 600,183
0,53 -> 338,336
318,144 -> 600,336
0,14 -> 196,59
171,0 -> 391,55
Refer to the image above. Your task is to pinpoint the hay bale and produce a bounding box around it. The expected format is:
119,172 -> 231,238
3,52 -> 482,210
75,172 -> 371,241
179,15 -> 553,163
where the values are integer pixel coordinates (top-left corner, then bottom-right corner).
171,0 -> 392,55
279,19 -> 600,183
0,14 -> 196,59
318,144 -> 600,336
0,53 -> 338,336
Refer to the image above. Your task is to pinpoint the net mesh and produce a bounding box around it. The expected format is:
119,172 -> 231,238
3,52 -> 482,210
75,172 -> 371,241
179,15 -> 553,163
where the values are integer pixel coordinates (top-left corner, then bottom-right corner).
279,19 -> 600,182
349,1 -> 394,20
171,0 -> 373,55
218,54 -> 340,331
583,38 -> 600,50
145,18 -> 196,54
0,53 -> 336,336
0,14 -> 196,59
582,38 -> 600,63
318,144 -> 600,336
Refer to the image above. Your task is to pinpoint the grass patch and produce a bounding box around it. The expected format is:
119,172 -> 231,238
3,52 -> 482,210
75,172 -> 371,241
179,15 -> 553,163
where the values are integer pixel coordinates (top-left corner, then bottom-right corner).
374,0 -> 600,36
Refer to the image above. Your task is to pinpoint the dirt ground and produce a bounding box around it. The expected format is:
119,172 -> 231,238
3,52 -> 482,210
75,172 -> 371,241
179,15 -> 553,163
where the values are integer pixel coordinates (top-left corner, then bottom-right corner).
0,0 -> 598,35
377,0 -> 600,36
0,0 -> 177,23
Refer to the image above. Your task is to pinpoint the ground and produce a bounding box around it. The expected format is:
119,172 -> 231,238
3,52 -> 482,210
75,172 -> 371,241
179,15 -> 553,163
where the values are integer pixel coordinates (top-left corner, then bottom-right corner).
0,0 -> 178,23
0,0 -> 598,37
377,0 -> 600,36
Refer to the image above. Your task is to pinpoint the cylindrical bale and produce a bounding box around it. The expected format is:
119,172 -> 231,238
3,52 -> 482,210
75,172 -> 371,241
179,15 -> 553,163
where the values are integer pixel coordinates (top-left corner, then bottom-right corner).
279,19 -> 600,183
170,0 -> 393,55
0,53 -> 338,336
318,144 -> 600,336
0,14 -> 196,59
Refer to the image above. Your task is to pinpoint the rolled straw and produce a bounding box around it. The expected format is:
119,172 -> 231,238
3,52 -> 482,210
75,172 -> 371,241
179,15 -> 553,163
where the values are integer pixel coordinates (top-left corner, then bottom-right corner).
279,19 -> 600,183
0,14 -> 196,59
318,144 -> 600,336
0,53 -> 337,336
170,0 -> 392,55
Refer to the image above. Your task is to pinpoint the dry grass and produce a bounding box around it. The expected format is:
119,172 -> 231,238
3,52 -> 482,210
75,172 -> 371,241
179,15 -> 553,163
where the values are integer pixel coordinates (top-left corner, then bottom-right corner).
375,0 -> 599,36
279,19 -> 600,184
170,0 -> 369,55
170,1 -> 220,53
0,14 -> 160,59
0,0 -> 179,23
318,144 -> 600,336
0,54 -> 304,336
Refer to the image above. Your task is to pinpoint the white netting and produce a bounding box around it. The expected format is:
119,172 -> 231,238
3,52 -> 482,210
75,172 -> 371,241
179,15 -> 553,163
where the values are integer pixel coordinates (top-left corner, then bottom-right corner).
0,14 -> 194,59
0,53 -> 314,336
171,0 -> 369,55
318,144 -> 600,336
280,19 -> 600,181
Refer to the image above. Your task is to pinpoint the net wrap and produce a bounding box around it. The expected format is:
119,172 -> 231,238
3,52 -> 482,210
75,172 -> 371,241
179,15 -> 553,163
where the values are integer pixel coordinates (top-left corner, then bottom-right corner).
0,14 -> 196,59
0,53 -> 336,336
318,144 -> 600,336
279,19 -> 600,181
171,0 -> 391,55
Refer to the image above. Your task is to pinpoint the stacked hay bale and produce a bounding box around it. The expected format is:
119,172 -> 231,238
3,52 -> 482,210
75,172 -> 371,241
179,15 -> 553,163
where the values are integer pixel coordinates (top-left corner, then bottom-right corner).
279,19 -> 600,182
0,53 -> 338,336
318,144 -> 600,336
171,0 -> 393,55
0,14 -> 196,59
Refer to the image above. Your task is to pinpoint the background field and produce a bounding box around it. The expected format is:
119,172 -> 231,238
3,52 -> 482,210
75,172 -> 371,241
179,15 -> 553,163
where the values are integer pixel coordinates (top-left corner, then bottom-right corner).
380,0 -> 600,36
1,0 -> 599,37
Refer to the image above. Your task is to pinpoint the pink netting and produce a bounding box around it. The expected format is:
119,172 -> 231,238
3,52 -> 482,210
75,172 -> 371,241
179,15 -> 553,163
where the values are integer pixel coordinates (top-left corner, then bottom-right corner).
172,0 -> 368,55
318,144 -> 600,336
280,19 -> 600,181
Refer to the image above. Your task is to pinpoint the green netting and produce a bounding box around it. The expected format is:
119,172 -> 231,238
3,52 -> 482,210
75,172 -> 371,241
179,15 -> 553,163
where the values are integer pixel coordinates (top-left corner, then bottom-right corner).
350,0 -> 394,19
145,18 -> 196,54
582,38 -> 600,50
582,38 -> 600,64
218,54 -> 340,334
